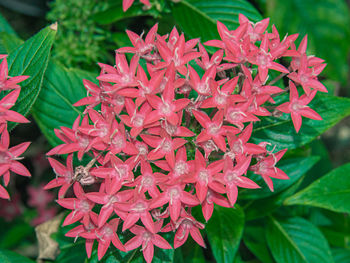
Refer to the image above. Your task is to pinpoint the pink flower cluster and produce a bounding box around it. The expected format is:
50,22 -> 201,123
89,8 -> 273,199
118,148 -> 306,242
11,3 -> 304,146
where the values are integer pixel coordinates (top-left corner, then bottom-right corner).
0,55 -> 31,200
123,0 -> 150,12
28,184 -> 57,225
46,15 -> 326,262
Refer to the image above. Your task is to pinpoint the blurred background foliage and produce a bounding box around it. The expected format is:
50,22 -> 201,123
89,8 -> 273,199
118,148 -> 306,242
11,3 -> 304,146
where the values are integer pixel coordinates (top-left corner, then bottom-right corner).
0,0 -> 349,262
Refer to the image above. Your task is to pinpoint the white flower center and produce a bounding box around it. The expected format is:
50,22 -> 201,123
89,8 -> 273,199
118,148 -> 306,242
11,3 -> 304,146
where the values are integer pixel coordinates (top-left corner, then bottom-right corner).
198,170 -> 209,184
174,161 -> 188,175
132,115 -> 144,127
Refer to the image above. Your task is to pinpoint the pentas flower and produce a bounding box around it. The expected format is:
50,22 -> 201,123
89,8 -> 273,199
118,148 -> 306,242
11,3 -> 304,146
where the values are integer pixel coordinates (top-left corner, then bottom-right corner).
195,43 -> 224,71
172,210 -> 206,249
92,154 -> 135,183
119,99 -> 153,137
141,132 -> 187,167
276,81 -> 322,133
154,146 -> 194,184
45,16 -> 328,262
188,65 -> 216,96
27,184 -> 55,209
0,89 -> 30,125
241,65 -> 283,102
122,0 -> 150,12
248,33 -> 290,81
156,34 -> 201,75
250,149 -> 289,191
193,109 -> 239,152
118,66 -> 165,107
129,160 -> 164,199
150,184 -> 199,221
238,14 -> 269,43
47,115 -> 98,160
118,24 -> 158,56
97,54 -> 139,88
201,189 -> 230,221
0,56 -> 30,201
200,77 -> 245,110
215,156 -> 259,206
0,57 -> 29,91
44,155 -> 74,198
86,178 -> 130,226
125,221 -> 172,263
0,193 -> 22,221
0,129 -> 31,199
226,123 -> 266,161
287,53 -> 327,95
118,194 -> 155,233
145,81 -> 190,126
93,218 -> 125,260
57,182 -> 94,227
186,150 -> 225,203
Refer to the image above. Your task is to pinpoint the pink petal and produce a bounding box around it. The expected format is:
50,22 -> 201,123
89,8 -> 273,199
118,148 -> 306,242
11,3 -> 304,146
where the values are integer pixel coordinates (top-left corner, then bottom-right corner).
190,228 -> 206,248
143,243 -> 154,263
152,234 -> 172,249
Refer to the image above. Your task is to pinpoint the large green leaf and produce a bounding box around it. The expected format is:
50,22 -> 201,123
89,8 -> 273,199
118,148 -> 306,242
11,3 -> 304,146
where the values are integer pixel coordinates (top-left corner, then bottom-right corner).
0,33 -> 23,54
0,249 -> 35,263
266,0 -> 350,84
171,0 -> 261,44
252,95 -> 350,151
284,163 -> 350,213
243,175 -> 304,221
53,222 -> 88,263
31,62 -> 96,147
0,12 -> 17,35
317,210 -> 350,248
87,249 -> 143,263
205,205 -> 244,263
240,156 -> 319,199
243,224 -> 274,263
266,216 -> 333,263
0,220 -> 33,249
5,24 -> 57,130
299,140 -> 333,189
93,2 -> 156,25
180,239 -> 206,263
87,241 -> 173,263
332,248 -> 350,263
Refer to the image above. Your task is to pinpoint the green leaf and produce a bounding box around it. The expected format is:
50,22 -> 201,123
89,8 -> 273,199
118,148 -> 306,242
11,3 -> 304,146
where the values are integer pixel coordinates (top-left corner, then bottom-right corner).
93,2 -> 155,25
252,94 -> 350,151
317,210 -> 350,248
53,220 -> 88,263
240,156 -> 319,199
266,216 -> 334,263
171,0 -> 261,44
0,249 -> 35,263
31,61 -> 96,147
5,24 -> 57,130
205,205 -> 244,263
299,140 -> 333,189
0,220 -> 33,249
180,239 -> 206,263
0,12 -> 17,35
87,249 -> 143,263
266,0 -> 350,84
243,224 -> 274,263
332,248 -> 350,263
243,175 -> 304,220
284,163 -> 350,213
0,33 -> 23,54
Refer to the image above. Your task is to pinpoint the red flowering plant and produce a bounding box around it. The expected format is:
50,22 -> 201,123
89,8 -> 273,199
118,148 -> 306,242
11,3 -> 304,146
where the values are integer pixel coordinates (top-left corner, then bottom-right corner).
0,55 -> 31,200
44,14 -> 328,262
